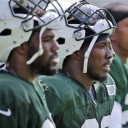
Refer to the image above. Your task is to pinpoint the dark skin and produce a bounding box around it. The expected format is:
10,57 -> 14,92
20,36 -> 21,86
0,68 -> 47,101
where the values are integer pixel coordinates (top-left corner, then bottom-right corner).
63,38 -> 113,90
6,29 -> 59,83
110,17 -> 128,63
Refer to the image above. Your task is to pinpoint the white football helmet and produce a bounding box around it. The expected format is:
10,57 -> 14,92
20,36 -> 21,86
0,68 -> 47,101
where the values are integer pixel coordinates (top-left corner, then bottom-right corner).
0,0 -> 64,64
49,0 -> 116,73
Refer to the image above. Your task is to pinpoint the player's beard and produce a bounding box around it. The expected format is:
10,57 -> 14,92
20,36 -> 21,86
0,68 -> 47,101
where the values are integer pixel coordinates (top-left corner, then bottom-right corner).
87,66 -> 107,83
29,58 -> 57,76
27,47 -> 57,76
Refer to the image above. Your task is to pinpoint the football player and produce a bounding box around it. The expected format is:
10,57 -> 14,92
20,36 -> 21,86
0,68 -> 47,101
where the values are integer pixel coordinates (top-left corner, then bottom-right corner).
0,0 -> 64,127
37,1 -> 117,128
104,2 -> 128,128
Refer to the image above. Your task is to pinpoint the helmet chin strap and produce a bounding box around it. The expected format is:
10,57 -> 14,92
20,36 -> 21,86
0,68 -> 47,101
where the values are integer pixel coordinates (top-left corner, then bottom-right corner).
83,35 -> 99,73
110,43 -> 115,61
26,27 -> 45,65
26,11 -> 60,65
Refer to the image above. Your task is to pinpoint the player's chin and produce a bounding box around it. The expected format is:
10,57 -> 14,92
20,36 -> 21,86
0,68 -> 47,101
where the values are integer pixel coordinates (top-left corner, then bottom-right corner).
102,73 -> 108,79
97,72 -> 108,82
101,72 -> 108,78
51,62 -> 58,68
50,59 -> 59,69
49,66 -> 58,75
97,75 -> 107,83
101,68 -> 109,75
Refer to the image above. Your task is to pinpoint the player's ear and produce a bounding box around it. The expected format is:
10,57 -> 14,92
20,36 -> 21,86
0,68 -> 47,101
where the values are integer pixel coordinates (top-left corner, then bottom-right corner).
15,42 -> 28,55
110,34 -> 116,42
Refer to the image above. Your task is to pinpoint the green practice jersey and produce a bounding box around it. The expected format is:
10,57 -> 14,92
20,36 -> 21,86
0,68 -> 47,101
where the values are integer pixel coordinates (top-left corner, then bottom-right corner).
0,70 -> 55,128
109,54 -> 128,127
38,70 -> 116,128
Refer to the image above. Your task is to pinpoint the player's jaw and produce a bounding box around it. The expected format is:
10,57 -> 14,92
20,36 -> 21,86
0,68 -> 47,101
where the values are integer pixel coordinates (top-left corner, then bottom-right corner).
87,61 -> 111,83
39,52 -> 60,75
28,53 -> 59,76
93,60 -> 112,82
87,69 -> 108,83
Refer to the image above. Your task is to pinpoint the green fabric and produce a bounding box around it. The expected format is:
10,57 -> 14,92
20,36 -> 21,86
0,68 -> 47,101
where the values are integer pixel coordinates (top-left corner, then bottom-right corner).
0,70 -> 55,128
109,55 -> 128,103
109,54 -> 128,127
39,70 -> 116,128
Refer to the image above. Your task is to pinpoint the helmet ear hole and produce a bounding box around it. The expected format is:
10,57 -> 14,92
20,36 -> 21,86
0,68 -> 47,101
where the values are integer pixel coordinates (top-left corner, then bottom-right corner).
0,29 -> 11,36
56,37 -> 65,45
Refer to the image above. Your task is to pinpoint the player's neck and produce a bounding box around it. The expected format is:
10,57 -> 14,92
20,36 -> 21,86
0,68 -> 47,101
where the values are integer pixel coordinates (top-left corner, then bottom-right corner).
6,61 -> 37,83
63,68 -> 94,90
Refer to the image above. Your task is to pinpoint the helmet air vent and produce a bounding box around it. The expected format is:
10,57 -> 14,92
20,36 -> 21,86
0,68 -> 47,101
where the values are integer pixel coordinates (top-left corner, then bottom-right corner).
0,29 -> 11,36
56,37 -> 65,45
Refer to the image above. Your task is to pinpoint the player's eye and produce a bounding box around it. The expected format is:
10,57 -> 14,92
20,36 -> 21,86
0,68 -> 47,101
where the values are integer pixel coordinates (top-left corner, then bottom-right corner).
43,37 -> 51,42
98,44 -> 105,49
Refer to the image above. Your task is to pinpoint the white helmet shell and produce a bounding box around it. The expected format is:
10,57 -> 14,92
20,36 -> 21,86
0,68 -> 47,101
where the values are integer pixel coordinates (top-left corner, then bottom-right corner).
52,1 -> 116,70
0,0 -> 64,64
0,0 -> 33,62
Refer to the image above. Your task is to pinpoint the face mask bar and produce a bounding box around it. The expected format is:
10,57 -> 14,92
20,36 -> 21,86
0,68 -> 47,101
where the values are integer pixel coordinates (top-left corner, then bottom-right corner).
65,1 -> 117,33
25,0 -> 65,65
72,10 -> 116,41
9,0 -> 64,32
8,0 -> 65,65
73,24 -> 116,41
65,1 -> 117,73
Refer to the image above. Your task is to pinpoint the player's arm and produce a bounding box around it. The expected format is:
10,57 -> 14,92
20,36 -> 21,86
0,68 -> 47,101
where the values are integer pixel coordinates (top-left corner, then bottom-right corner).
45,90 -> 65,127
